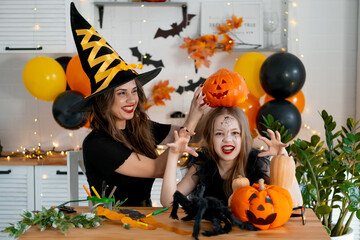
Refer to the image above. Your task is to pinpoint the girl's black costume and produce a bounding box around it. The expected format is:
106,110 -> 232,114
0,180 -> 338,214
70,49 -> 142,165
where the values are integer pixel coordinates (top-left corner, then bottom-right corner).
188,149 -> 270,204
83,121 -> 170,206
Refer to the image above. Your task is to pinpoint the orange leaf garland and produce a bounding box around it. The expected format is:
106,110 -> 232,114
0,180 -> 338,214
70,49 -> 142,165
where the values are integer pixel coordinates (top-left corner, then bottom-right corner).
219,34 -> 235,52
180,14 -> 244,69
226,15 -> 243,30
145,80 -> 175,110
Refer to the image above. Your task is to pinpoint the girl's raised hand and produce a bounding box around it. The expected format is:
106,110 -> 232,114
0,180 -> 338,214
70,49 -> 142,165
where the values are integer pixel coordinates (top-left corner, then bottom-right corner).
257,129 -> 289,157
166,127 -> 198,157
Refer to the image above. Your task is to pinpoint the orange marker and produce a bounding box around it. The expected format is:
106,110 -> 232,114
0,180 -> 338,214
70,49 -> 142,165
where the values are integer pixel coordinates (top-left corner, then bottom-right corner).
83,185 -> 92,197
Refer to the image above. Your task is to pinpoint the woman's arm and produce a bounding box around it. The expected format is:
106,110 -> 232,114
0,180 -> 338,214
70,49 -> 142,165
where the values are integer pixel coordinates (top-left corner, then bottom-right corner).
160,85 -> 208,145
160,128 -> 199,207
114,149 -> 169,178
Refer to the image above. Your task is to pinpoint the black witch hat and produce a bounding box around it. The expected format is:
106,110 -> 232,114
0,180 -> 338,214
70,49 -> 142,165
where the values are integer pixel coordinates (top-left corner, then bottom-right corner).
69,2 -> 161,111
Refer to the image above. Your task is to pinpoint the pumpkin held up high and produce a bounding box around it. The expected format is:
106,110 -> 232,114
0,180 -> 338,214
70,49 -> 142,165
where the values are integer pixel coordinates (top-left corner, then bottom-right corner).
202,68 -> 248,107
230,179 -> 293,230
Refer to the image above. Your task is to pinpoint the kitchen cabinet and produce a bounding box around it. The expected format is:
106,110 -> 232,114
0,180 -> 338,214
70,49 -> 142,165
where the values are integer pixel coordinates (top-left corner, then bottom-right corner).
0,166 -> 34,240
0,0 -> 88,53
0,164 -> 87,240
34,165 -> 88,210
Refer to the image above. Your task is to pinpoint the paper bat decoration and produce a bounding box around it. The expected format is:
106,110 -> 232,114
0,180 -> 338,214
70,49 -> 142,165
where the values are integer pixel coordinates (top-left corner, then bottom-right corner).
129,47 -> 164,68
154,5 -> 196,39
176,77 -> 206,95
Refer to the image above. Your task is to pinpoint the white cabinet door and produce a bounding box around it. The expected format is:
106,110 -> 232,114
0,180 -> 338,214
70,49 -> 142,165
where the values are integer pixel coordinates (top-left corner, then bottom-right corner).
0,0 -> 81,53
0,166 -> 34,240
34,165 -> 88,210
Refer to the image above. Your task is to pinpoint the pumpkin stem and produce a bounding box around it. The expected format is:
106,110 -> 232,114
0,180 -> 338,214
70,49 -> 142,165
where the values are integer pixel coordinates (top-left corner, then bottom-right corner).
258,178 -> 265,191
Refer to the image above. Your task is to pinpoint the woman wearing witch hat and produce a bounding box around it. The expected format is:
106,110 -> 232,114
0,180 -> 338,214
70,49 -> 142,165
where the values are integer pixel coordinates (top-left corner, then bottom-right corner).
70,3 -> 208,206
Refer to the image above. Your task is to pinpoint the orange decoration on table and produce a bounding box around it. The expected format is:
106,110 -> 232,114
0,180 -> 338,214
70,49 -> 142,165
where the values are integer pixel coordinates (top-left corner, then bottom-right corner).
264,90 -> 305,114
230,179 -> 293,230
96,206 -> 192,235
203,69 -> 248,108
237,93 -> 260,130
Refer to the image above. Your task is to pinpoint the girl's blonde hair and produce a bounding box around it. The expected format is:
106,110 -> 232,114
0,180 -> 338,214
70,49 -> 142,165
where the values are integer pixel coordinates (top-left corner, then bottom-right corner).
87,79 -> 157,159
202,107 -> 252,197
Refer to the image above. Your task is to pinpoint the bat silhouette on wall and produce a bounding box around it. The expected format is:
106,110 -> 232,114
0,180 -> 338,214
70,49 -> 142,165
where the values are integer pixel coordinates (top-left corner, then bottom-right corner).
130,47 -> 164,68
176,77 -> 206,95
154,5 -> 196,39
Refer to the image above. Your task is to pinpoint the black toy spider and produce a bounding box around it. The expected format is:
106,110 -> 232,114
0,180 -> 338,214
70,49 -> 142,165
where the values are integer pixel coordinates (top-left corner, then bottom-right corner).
170,185 -> 258,240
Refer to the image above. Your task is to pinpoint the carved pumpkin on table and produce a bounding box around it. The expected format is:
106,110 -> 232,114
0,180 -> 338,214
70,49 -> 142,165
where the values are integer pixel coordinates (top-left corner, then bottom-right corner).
230,179 -> 293,230
202,69 -> 248,107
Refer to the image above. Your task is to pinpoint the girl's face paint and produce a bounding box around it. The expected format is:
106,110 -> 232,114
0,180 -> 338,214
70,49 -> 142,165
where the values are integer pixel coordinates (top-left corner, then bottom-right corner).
213,114 -> 241,162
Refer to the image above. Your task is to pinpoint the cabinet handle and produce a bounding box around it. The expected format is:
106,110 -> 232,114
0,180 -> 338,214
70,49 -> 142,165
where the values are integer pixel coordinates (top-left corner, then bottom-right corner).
56,170 -> 84,175
5,46 -> 43,51
0,169 -> 11,174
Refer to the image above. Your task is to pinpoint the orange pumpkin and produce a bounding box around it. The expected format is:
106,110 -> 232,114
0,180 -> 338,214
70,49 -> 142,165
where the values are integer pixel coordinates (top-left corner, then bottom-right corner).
230,179 -> 293,230
203,69 -> 248,107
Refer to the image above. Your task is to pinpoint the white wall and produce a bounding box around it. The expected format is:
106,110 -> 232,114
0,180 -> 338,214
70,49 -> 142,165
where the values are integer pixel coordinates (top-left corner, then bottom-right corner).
0,0 -> 358,152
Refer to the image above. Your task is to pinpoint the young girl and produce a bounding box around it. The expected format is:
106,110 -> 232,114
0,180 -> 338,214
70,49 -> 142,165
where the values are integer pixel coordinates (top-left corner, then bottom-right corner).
161,107 -> 289,207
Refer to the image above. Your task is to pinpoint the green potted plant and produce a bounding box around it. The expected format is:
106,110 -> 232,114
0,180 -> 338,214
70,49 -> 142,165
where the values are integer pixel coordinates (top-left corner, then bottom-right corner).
289,110 -> 360,238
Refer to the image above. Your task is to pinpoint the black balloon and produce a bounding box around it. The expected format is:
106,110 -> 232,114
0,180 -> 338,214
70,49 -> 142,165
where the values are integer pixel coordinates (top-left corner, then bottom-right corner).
260,52 -> 306,99
55,56 -> 72,72
256,99 -> 302,137
52,91 -> 86,130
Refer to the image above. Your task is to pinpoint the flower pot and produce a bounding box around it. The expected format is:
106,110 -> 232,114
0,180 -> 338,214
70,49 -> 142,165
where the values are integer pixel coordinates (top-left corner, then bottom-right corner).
330,227 -> 354,240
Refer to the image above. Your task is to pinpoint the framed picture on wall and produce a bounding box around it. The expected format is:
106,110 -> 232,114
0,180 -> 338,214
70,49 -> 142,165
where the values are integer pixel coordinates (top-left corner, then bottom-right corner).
200,1 -> 264,50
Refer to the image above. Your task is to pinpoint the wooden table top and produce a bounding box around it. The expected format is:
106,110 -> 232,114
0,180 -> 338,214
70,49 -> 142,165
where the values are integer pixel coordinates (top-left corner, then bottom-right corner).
18,207 -> 330,240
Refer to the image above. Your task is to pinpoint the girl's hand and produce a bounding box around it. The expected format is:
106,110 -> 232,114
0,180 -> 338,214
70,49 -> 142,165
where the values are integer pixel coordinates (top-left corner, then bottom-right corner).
257,129 -> 289,157
166,127 -> 198,157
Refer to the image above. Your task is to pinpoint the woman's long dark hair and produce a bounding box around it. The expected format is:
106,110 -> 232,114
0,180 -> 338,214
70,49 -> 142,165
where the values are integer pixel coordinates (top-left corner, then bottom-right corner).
86,80 -> 157,159
201,107 -> 253,197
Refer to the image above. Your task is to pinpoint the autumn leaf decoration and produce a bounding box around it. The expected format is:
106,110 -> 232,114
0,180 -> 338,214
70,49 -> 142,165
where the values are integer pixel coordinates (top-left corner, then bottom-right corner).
180,15 -> 243,69
145,80 -> 176,110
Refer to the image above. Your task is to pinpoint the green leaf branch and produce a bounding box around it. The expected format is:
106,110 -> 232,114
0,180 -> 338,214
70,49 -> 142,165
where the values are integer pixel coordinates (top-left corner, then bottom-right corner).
2,206 -> 104,238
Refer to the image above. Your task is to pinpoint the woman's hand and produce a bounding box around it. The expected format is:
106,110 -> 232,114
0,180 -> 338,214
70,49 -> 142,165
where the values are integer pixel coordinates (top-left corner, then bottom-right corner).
257,129 -> 289,157
166,128 -> 198,157
183,85 -> 209,132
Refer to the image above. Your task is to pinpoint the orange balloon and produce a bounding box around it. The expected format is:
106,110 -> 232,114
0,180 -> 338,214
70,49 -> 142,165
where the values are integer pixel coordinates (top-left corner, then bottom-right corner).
237,93 -> 261,130
83,121 -> 91,128
264,90 -> 305,114
66,55 -> 91,97
83,114 -> 93,128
